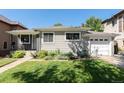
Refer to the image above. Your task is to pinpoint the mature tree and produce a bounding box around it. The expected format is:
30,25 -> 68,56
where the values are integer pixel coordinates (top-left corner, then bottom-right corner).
54,23 -> 63,26
85,16 -> 103,32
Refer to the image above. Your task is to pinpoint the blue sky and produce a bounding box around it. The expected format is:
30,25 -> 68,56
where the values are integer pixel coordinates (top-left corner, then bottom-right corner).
0,9 -> 121,29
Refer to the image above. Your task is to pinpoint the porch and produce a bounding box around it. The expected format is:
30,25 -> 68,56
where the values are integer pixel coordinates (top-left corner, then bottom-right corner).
7,30 -> 40,50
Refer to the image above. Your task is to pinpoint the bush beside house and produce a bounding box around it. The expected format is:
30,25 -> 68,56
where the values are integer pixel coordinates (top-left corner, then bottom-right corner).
10,50 -> 25,58
34,49 -> 90,61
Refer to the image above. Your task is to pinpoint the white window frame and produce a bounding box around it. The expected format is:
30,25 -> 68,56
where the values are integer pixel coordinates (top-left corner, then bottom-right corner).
42,32 -> 55,43
65,32 -> 81,41
20,35 -> 31,44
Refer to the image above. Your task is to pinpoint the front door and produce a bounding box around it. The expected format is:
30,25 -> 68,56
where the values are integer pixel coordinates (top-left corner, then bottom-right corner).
20,35 -> 31,50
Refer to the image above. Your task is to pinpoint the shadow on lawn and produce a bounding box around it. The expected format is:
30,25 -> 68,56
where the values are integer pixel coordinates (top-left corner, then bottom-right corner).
12,60 -> 124,83
83,60 -> 124,83
12,65 -> 76,83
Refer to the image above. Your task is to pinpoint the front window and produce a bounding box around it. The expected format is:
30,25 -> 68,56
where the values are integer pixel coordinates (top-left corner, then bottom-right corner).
21,35 -> 30,44
3,42 -> 7,49
43,33 -> 53,42
66,33 -> 80,40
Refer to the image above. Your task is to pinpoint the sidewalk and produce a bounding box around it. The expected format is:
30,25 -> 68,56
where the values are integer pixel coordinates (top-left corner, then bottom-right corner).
0,52 -> 32,74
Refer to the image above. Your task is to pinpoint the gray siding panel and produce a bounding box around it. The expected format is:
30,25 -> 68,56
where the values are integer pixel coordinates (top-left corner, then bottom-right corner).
40,31 -> 83,52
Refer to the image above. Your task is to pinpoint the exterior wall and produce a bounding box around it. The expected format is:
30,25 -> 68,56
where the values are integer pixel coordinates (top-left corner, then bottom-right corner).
103,14 -> 124,33
103,18 -> 118,33
0,21 -> 12,50
116,39 -> 124,50
103,13 -> 124,51
11,25 -> 26,30
40,31 -> 85,53
39,31 -> 114,56
0,21 -> 26,56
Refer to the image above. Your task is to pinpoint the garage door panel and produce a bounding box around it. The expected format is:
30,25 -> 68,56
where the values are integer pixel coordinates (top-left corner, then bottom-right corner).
90,44 -> 109,56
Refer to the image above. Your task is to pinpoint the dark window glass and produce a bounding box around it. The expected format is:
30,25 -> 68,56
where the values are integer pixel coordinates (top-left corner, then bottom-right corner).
44,33 -> 53,42
12,42 -> 15,45
3,42 -> 7,49
90,39 -> 93,41
100,39 -> 103,41
66,33 -> 80,40
112,19 -> 117,27
95,39 -> 98,41
21,35 -> 30,43
104,39 -> 108,41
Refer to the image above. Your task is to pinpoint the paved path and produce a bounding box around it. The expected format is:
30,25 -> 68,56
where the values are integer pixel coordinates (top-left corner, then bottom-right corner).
0,51 -> 33,73
99,55 -> 124,68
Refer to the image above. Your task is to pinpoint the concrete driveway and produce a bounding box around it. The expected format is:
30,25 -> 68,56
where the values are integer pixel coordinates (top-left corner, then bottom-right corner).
99,55 -> 124,68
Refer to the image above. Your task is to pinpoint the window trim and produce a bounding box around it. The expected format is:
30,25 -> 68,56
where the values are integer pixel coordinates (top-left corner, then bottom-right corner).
65,32 -> 81,41
42,32 -> 55,43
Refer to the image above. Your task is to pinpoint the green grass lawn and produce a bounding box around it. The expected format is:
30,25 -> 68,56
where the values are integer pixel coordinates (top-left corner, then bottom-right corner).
0,58 -> 17,67
0,59 -> 124,83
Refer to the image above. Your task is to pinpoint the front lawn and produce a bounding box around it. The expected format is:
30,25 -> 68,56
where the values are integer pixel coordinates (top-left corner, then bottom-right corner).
0,58 -> 17,67
0,59 -> 124,83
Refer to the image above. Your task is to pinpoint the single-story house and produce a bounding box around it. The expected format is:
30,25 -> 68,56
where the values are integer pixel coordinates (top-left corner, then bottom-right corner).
7,26 -> 117,56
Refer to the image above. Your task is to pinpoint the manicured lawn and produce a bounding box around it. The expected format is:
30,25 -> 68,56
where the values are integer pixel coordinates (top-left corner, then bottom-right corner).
0,59 -> 124,83
0,58 -> 17,67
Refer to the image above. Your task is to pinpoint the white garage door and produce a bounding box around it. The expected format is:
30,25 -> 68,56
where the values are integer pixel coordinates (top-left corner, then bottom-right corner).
90,38 -> 109,56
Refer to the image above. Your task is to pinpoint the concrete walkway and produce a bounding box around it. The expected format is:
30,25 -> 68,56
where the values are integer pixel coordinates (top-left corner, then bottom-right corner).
0,51 -> 33,73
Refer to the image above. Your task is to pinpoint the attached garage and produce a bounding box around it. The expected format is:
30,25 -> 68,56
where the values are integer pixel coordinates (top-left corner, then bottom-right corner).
86,31 -> 117,56
90,38 -> 109,56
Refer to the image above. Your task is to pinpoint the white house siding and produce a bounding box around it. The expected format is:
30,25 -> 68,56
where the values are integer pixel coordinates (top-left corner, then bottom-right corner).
40,31 -> 86,52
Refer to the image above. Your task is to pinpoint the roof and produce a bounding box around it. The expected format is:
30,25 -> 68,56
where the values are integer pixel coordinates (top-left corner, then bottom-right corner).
7,30 -> 39,35
7,26 -> 118,37
0,15 -> 27,29
84,31 -> 118,37
102,10 -> 124,24
34,26 -> 91,32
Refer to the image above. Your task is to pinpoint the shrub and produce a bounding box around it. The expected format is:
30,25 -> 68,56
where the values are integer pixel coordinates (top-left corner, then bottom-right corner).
44,56 -> 54,60
48,50 -> 61,57
37,50 -> 48,58
11,50 -> 25,58
55,55 -> 69,60
48,51 -> 58,57
63,52 -> 75,60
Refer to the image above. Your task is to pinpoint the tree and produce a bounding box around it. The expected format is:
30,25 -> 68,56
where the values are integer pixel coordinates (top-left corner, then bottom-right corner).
85,16 -> 103,32
54,23 -> 63,26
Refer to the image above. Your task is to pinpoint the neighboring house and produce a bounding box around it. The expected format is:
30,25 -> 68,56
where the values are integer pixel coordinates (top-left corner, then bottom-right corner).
102,10 -> 124,51
7,26 -> 117,56
0,15 -> 27,56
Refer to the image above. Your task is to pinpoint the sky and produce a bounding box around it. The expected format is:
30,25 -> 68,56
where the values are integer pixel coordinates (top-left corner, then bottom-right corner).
0,9 -> 121,29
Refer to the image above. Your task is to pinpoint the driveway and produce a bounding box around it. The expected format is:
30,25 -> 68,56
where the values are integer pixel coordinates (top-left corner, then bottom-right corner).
99,55 -> 124,68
